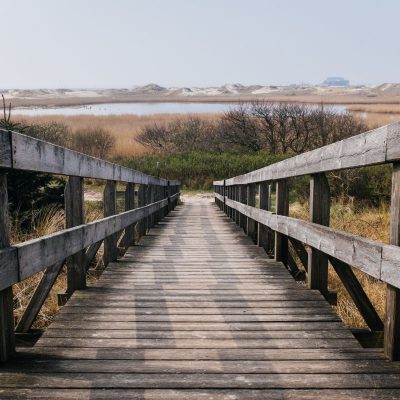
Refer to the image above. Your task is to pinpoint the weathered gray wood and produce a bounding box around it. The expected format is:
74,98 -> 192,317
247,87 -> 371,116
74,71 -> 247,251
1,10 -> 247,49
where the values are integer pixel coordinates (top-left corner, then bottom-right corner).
124,183 -> 135,248
239,185 -> 247,231
275,180 -> 289,265
15,261 -> 64,334
289,237 -> 308,271
258,183 -> 271,252
224,198 -> 400,288
0,174 -> 15,361
0,130 -> 12,168
214,122 -> 400,186
83,240 -> 103,272
329,256 -> 383,331
103,181 -> 118,266
308,173 -> 330,294
247,184 -> 257,243
385,162 -> 400,360
0,129 -> 177,186
65,177 -> 86,292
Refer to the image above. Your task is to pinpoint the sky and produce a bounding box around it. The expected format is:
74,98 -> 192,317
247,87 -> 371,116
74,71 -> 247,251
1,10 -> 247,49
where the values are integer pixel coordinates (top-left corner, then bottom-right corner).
1,0 -> 399,88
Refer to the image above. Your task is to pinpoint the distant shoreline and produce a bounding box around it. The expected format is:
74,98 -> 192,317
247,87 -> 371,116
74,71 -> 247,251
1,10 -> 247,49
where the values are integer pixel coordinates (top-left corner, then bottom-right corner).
8,94 -> 400,109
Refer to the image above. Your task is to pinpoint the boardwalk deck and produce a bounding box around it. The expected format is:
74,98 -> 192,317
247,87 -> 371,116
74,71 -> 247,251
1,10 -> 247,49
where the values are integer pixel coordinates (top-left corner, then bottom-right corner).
1,197 -> 400,399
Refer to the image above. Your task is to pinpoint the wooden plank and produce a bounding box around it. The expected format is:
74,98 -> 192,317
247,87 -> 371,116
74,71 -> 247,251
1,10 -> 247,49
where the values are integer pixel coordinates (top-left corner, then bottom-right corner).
0,388 -> 399,400
19,347 -> 384,361
65,177 -> 86,292
15,261 -> 64,333
308,173 -> 330,293
239,185 -> 247,231
385,162 -> 400,360
0,173 -> 15,361
1,129 -> 177,186
275,179 -> 288,265
215,123 -> 400,186
3,372 -> 400,389
5,359 -> 399,374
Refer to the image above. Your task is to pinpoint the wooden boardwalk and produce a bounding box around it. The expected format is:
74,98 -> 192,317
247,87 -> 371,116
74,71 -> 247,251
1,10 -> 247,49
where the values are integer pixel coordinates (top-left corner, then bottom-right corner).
1,197 -> 400,399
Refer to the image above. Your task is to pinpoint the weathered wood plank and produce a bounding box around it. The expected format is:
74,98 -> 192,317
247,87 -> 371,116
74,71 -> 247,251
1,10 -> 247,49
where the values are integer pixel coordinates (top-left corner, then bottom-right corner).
103,181 -> 118,266
1,129 -> 177,186
214,122 -> 400,186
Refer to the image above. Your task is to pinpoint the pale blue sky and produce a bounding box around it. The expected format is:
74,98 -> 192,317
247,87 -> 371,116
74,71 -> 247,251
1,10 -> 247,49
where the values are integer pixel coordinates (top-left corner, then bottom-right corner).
1,0 -> 399,88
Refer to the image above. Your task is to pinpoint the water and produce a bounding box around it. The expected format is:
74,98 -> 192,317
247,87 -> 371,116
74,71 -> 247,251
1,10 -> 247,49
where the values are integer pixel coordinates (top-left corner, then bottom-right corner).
13,102 -> 236,116
13,101 -> 348,116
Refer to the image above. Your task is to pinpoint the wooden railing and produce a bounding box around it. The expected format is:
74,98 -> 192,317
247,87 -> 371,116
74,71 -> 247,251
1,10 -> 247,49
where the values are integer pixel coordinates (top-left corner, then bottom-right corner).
0,128 -> 180,361
214,122 -> 400,361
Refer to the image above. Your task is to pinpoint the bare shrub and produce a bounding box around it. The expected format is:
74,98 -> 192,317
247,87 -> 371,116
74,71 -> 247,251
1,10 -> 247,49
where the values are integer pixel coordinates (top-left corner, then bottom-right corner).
72,128 -> 115,158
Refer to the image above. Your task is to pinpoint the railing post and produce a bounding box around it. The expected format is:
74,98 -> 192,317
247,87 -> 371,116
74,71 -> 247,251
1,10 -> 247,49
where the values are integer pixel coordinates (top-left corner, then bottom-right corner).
247,183 -> 257,243
275,179 -> 289,265
223,180 -> 227,214
0,173 -> 15,361
258,182 -> 271,251
239,185 -> 247,231
125,182 -> 135,247
308,173 -> 330,294
65,176 -> 86,292
137,184 -> 146,238
385,162 -> 400,360
103,180 -> 118,266
234,186 -> 240,225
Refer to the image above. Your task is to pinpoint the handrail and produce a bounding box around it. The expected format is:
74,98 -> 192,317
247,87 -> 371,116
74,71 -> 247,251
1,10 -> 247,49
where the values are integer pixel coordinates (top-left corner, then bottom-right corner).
0,129 -> 180,186
213,122 -> 400,361
214,122 -> 400,186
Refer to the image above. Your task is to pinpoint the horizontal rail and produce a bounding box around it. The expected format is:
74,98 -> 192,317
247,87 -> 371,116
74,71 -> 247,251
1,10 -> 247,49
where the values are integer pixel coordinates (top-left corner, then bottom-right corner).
0,193 -> 179,291
215,193 -> 399,289
0,129 -> 179,186
214,122 -> 400,186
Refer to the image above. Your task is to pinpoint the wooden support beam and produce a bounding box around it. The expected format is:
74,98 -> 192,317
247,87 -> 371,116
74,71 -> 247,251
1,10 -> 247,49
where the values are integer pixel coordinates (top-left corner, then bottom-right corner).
385,162 -> 400,360
275,179 -> 289,265
103,180 -> 118,266
329,256 -> 384,332
15,261 -> 64,334
247,183 -> 257,243
65,176 -> 85,292
0,173 -> 15,361
124,183 -> 135,248
258,182 -> 270,251
308,173 -> 330,294
288,237 -> 308,271
84,240 -> 103,271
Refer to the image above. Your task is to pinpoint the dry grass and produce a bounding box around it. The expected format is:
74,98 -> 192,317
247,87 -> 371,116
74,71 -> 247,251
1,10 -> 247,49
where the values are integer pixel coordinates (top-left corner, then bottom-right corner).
15,113 -> 220,157
290,201 -> 389,328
